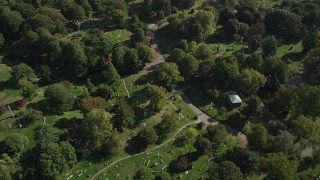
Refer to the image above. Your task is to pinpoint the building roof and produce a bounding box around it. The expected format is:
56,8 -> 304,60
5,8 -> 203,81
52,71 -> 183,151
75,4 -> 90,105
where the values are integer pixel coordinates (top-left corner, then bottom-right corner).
228,94 -> 242,104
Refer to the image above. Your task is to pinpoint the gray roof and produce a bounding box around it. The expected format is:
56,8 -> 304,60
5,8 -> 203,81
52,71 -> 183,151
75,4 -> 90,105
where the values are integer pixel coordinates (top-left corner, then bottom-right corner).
228,94 -> 242,104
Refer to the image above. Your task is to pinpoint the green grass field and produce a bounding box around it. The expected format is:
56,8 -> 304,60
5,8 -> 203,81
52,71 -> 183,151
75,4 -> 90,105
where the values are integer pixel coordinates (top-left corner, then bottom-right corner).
96,125 -> 243,180
0,64 -> 11,81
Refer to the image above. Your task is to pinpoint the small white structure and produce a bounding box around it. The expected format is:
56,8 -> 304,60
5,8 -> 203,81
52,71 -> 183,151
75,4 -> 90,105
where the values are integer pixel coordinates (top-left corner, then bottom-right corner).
227,94 -> 242,107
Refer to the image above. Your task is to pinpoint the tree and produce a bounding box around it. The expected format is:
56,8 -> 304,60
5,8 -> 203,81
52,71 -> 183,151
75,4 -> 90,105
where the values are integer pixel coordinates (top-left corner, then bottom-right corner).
111,46 -> 127,72
0,33 -> 4,49
136,126 -> 158,147
44,83 -> 75,113
146,85 -> 167,111
192,10 -> 216,41
214,57 -> 239,88
103,133 -> 125,156
62,3 -> 86,21
18,79 -> 38,100
262,57 -> 290,85
234,68 -> 267,94
0,154 -> 21,180
194,43 -> 214,61
302,31 -> 320,53
1,133 -> 28,155
260,153 -> 298,180
80,109 -> 113,153
248,34 -> 261,52
248,124 -> 274,151
265,10 -> 302,39
175,156 -> 191,171
134,166 -> 154,180
240,95 -> 263,121
226,148 -> 259,174
113,99 -> 136,130
132,28 -> 145,42
27,14 -> 56,32
0,9 -> 23,36
155,113 -> 178,137
103,63 -> 121,87
124,49 -> 142,73
291,115 -> 320,145
180,54 -> 199,76
60,40 -> 88,77
12,3 -> 36,19
194,136 -> 212,155
272,130 -> 300,157
11,63 -> 37,83
34,124 -> 62,149
151,0 -> 171,18
224,18 -> 240,40
205,125 -> 228,145
304,47 -> 320,84
83,28 -> 113,68
39,142 -> 77,178
21,109 -> 42,126
209,161 -> 243,180
153,62 -> 184,91
80,96 -> 110,113
137,43 -> 153,63
262,36 -> 277,56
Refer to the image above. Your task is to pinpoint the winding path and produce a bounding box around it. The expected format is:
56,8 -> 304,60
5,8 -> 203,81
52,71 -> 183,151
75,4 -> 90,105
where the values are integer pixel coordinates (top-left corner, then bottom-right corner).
89,120 -> 200,180
90,23 -> 248,179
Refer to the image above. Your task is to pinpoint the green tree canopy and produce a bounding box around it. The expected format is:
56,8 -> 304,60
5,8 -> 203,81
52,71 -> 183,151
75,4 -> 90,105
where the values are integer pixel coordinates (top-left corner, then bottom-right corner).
234,68 -> 267,94
1,133 -> 28,155
146,85 -> 167,111
80,109 -> 113,153
11,63 -> 37,83
247,124 -> 274,151
0,154 -> 21,180
136,126 -> 158,147
262,36 -> 277,56
209,161 -> 243,180
44,83 -> 75,113
34,124 -> 62,149
0,8 -> 23,36
134,166 -> 154,180
18,79 -> 38,100
62,3 -> 86,21
113,99 -> 136,130
137,43 -> 153,63
153,62 -> 184,91
103,63 -> 121,87
260,153 -> 298,180
205,124 -> 229,146
39,141 -> 77,178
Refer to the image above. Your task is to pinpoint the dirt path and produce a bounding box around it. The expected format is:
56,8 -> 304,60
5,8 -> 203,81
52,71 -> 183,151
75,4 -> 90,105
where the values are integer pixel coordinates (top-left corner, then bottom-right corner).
89,120 -> 200,180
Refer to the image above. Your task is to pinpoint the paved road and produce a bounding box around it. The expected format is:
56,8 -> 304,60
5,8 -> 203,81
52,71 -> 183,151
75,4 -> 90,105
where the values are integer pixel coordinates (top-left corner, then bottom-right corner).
142,23 -> 248,144
90,23 -> 248,180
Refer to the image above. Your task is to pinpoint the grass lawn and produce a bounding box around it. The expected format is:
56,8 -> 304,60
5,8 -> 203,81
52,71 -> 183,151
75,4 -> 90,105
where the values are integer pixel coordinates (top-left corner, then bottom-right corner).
95,124 -> 244,180
181,81 -> 245,131
65,73 -> 198,180
66,28 -> 132,44
105,29 -> 132,44
0,110 -> 83,151
210,42 -> 248,57
0,64 -> 11,81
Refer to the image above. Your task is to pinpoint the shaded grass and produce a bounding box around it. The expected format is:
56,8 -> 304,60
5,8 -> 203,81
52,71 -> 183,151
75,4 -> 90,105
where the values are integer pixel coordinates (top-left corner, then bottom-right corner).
0,64 -> 11,81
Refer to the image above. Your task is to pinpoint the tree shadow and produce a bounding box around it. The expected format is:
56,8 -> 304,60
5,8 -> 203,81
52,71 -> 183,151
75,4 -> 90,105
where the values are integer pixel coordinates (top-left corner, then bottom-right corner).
281,52 -> 304,62
124,136 -> 146,155
155,26 -> 181,54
